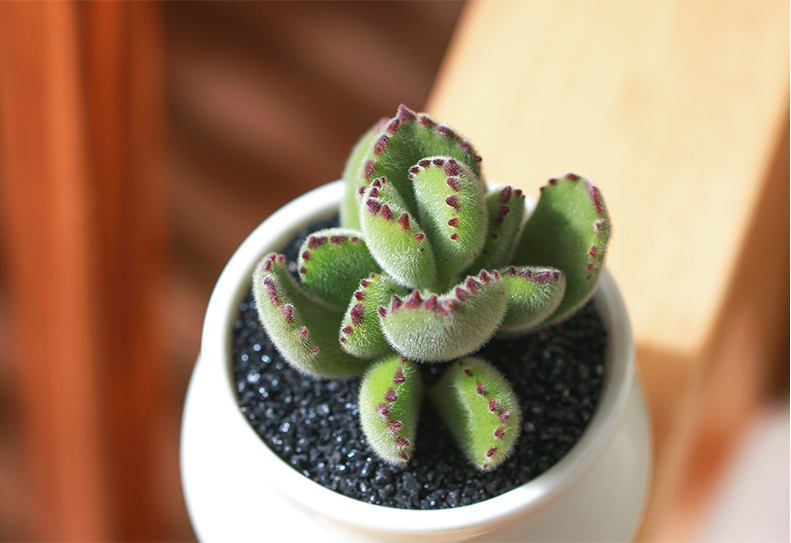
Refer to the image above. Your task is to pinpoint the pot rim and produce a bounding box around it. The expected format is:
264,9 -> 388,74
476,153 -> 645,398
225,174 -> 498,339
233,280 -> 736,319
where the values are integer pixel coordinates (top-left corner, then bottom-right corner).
199,180 -> 635,535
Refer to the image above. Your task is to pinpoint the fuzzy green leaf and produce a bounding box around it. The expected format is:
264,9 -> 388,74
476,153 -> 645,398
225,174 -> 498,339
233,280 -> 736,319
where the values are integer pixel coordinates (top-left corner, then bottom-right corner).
431,357 -> 522,471
252,253 -> 370,378
341,117 -> 388,229
379,270 -> 507,362
513,174 -> 610,323
359,177 -> 437,289
356,105 -> 483,218
411,157 -> 487,286
466,186 -> 526,273
297,228 -> 380,309
359,355 -> 423,465
498,266 -> 566,335
339,273 -> 408,359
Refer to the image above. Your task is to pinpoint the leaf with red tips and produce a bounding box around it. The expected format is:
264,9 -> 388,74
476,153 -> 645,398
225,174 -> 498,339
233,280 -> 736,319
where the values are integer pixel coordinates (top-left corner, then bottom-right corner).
359,355 -> 423,465
465,186 -> 526,274
438,299 -> 459,315
444,160 -> 461,177
404,290 -> 422,309
455,287 -> 470,301
388,421 -> 404,434
410,156 -> 488,286
297,228 -> 380,309
424,294 -> 438,311
380,271 -> 507,362
339,272 -> 408,359
397,104 -> 417,123
390,369 -> 405,386
341,117 -> 388,229
307,236 -> 328,249
353,106 -> 484,222
418,114 -> 435,127
373,135 -> 389,156
366,199 -> 382,215
497,265 -> 566,335
350,304 -> 365,326
359,180 -> 436,289
384,387 -> 398,402
513,175 -> 611,323
252,253 -> 370,378
280,305 -> 294,324
262,276 -> 279,305
436,125 -> 456,138
430,357 -> 521,471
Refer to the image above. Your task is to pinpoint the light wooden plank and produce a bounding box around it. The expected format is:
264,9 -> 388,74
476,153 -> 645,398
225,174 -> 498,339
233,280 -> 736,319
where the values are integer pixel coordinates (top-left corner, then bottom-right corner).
428,2 -> 789,540
429,0 -> 788,356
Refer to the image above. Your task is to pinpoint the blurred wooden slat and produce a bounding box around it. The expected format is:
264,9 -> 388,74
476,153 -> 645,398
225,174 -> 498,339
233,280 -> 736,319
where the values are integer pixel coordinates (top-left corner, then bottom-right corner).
428,1 -> 788,541
0,4 -> 107,538
656,114 -> 789,540
164,2 -> 466,275
0,2 -> 167,540
431,1 -> 788,353
0,2 -> 464,540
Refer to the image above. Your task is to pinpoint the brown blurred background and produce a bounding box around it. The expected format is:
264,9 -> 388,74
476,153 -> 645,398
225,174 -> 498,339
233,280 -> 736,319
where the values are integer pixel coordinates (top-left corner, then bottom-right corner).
0,2 -> 787,542
0,2 -> 463,540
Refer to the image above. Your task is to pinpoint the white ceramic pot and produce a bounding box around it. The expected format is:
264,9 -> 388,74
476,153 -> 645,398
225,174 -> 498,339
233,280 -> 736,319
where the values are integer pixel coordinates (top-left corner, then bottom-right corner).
181,181 -> 652,543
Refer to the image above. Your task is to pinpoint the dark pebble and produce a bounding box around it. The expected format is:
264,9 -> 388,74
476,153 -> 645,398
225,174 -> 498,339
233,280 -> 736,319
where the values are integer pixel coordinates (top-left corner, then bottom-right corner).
232,214 -> 606,510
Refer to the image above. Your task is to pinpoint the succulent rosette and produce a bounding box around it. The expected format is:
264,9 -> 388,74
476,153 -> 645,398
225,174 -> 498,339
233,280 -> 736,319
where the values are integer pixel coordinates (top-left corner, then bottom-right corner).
253,105 -> 611,470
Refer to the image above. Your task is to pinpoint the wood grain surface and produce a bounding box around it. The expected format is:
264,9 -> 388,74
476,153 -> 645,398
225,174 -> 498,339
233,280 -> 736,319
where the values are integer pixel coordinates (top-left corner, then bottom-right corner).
428,1 -> 789,540
0,2 -> 167,540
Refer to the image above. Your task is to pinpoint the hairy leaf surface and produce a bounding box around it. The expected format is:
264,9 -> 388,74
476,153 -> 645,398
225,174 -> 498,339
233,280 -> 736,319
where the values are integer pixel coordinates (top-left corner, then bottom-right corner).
513,175 -> 610,323
339,273 -> 408,359
359,355 -> 423,465
252,253 -> 370,378
297,228 -> 379,309
498,266 -> 566,334
431,357 -> 521,470
379,270 -> 507,362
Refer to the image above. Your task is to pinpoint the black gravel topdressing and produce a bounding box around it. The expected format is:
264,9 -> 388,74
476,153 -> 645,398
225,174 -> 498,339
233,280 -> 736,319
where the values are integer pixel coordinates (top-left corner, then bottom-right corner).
233,215 -> 606,510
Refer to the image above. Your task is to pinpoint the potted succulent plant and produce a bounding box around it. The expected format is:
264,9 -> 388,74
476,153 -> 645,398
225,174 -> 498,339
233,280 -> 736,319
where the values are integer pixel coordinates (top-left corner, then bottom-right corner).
181,106 -> 651,542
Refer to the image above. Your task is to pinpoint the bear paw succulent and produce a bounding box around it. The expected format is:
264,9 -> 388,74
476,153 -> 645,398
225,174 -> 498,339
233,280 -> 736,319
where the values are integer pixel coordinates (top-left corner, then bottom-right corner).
253,105 -> 610,470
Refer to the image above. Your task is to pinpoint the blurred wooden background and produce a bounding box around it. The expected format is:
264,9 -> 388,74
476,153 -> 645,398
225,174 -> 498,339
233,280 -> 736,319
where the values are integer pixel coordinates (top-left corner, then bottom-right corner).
0,1 -> 787,542
429,2 -> 788,541
0,2 -> 463,540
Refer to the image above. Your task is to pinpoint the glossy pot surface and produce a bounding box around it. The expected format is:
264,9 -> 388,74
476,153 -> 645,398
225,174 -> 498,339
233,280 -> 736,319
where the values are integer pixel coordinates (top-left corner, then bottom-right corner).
181,181 -> 651,542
